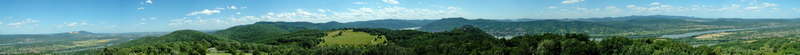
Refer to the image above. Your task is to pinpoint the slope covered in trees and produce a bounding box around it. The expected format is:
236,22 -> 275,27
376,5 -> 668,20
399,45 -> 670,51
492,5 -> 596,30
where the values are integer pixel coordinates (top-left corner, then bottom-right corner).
214,24 -> 291,41
113,30 -> 231,47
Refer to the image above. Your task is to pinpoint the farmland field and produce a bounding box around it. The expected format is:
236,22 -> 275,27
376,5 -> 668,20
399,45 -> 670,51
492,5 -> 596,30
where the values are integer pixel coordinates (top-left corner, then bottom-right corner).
318,30 -> 386,46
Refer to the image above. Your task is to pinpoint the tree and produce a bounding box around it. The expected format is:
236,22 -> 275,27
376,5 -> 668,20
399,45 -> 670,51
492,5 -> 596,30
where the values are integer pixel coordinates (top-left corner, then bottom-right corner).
535,40 -> 559,55
600,36 -> 632,54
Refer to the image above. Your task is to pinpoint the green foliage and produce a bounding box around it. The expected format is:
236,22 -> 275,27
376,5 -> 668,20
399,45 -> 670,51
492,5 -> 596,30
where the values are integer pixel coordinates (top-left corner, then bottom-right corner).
215,24 -> 290,41
713,37 -> 800,54
114,30 -> 231,47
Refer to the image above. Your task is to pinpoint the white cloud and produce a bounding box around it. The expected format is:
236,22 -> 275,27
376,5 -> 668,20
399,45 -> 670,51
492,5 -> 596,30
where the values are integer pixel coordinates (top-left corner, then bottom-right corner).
140,18 -> 147,21
717,4 -> 741,11
744,3 -> 778,10
7,19 -> 40,26
0,21 -> 3,24
353,2 -> 368,4
650,2 -> 661,5
66,22 -> 78,26
186,9 -> 221,16
548,6 -> 558,9
317,9 -> 326,13
382,0 -> 399,4
137,7 -> 145,10
236,12 -> 241,15
561,0 -> 584,4
605,6 -> 618,10
139,23 -> 146,24
57,21 -> 91,27
227,6 -> 238,9
149,17 -> 157,20
626,5 -> 636,8
145,0 -> 152,4
98,25 -> 117,28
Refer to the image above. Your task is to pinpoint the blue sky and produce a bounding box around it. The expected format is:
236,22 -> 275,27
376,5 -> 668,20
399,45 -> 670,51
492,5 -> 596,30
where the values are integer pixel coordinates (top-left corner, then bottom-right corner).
2,0 -> 800,34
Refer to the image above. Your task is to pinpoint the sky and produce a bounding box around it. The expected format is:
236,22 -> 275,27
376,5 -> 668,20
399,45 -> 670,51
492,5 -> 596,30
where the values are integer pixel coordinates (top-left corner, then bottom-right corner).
2,0 -> 800,34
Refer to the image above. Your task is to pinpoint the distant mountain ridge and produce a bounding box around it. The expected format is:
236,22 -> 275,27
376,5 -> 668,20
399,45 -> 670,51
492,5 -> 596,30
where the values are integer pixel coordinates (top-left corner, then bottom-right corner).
56,31 -> 95,35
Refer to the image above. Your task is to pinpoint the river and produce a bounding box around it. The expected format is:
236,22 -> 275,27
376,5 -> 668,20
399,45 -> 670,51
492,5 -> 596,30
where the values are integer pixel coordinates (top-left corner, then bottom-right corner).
659,26 -> 780,38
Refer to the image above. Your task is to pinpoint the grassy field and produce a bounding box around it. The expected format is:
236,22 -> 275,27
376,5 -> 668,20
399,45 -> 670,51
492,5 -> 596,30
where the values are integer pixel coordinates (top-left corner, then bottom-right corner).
318,30 -> 386,46
694,32 -> 732,40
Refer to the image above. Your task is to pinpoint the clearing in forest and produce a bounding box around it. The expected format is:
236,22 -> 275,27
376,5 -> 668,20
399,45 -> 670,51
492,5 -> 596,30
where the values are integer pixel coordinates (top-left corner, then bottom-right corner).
318,30 -> 386,46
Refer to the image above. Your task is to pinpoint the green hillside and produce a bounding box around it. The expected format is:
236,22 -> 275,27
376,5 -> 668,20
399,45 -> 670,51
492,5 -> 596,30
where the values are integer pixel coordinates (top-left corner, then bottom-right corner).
214,24 -> 290,41
711,37 -> 800,54
115,30 -> 231,47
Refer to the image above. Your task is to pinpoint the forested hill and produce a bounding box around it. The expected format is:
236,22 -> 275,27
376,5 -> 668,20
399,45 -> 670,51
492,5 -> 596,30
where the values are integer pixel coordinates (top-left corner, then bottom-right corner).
112,30 -> 232,47
214,24 -> 290,41
254,19 -> 434,30
418,17 -> 648,36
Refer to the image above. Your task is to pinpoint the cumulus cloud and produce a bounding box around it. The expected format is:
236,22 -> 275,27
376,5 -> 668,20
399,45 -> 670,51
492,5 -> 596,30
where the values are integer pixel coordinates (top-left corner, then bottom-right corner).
57,21 -> 91,27
7,19 -> 40,26
317,9 -> 326,13
353,2 -> 368,4
186,9 -> 221,16
717,4 -> 742,11
228,6 -> 238,9
649,2 -> 661,5
626,5 -> 636,8
137,7 -> 145,10
382,0 -> 399,4
561,0 -> 584,4
141,17 -> 157,21
744,3 -> 778,10
145,0 -> 152,4
548,6 -> 558,9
